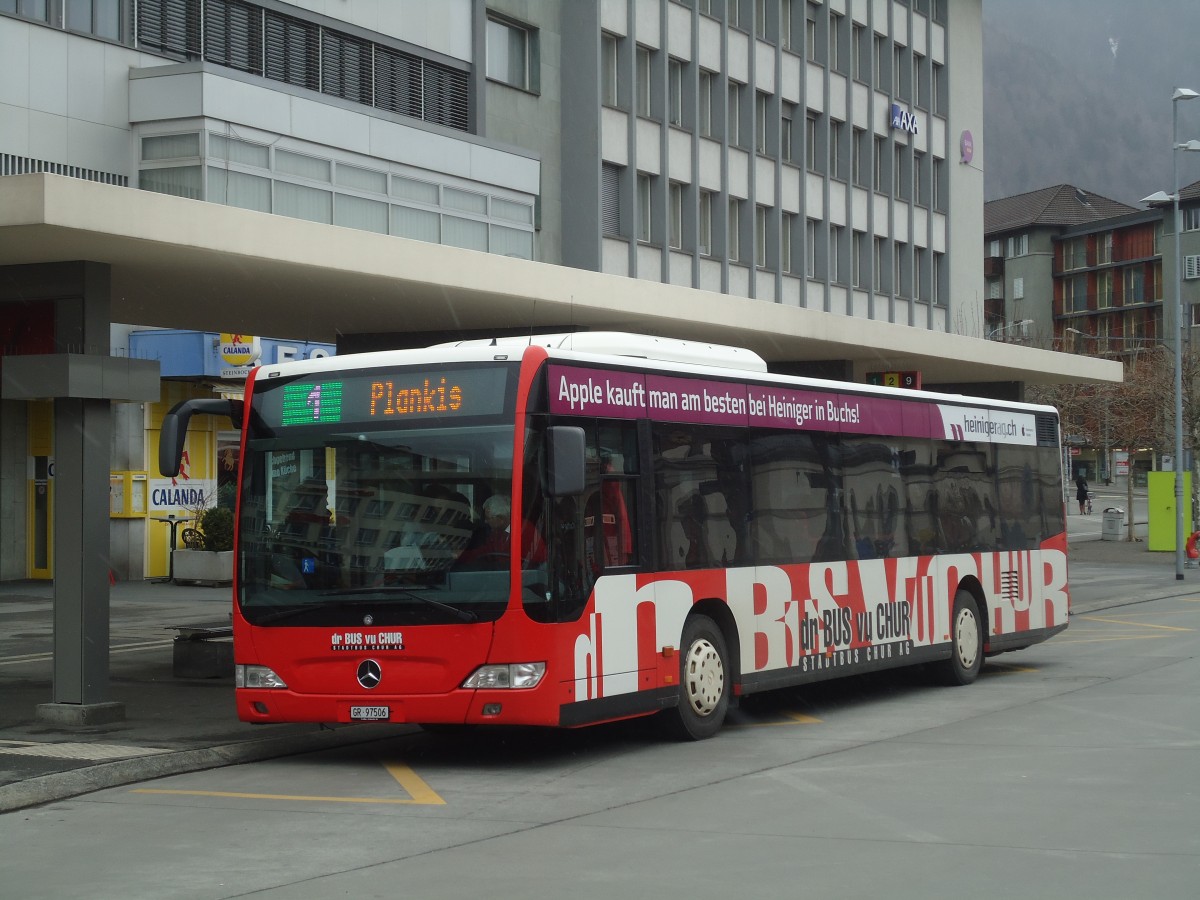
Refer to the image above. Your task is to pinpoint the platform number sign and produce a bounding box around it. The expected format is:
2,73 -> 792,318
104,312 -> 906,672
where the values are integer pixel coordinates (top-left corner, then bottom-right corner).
866,371 -> 922,390
281,381 -> 344,425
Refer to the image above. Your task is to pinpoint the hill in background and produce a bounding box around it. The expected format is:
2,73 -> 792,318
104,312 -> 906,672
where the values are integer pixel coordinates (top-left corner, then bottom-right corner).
983,0 -> 1200,205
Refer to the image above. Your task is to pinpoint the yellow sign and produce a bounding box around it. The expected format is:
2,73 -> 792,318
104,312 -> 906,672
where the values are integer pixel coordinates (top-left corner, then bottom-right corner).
220,333 -> 261,367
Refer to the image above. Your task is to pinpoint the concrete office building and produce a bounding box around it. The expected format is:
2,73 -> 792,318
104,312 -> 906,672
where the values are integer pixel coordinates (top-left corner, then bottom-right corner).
1,1 -> 1116,585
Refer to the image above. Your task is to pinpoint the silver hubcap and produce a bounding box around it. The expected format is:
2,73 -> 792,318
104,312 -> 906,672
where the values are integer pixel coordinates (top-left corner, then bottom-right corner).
954,606 -> 979,670
683,638 -> 724,717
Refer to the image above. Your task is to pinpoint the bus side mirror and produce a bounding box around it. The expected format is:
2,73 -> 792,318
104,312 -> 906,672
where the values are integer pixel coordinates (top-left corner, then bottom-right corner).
547,426 -> 586,497
159,398 -> 243,476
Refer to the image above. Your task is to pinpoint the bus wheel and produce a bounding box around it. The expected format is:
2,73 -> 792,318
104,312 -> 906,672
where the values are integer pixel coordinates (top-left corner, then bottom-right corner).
937,589 -> 983,686
665,615 -> 730,740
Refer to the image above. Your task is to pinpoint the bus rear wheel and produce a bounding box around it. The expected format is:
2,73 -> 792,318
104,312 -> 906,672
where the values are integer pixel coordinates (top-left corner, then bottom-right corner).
664,615 -> 730,740
936,589 -> 983,686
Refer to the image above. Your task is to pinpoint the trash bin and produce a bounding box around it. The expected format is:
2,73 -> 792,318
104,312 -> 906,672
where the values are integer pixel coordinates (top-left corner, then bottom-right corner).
1101,508 -> 1125,541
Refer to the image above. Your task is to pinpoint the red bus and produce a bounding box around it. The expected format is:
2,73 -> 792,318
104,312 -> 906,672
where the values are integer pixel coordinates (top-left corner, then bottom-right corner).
160,332 -> 1069,739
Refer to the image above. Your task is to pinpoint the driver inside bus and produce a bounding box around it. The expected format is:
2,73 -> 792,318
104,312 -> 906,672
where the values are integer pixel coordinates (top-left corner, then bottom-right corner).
458,494 -> 546,568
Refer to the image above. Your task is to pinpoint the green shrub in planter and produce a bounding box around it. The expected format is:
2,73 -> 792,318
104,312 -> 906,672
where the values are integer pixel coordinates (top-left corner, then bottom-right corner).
198,507 -> 235,552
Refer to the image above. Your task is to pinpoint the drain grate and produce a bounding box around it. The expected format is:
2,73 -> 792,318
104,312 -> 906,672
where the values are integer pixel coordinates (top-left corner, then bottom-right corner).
0,741 -> 169,761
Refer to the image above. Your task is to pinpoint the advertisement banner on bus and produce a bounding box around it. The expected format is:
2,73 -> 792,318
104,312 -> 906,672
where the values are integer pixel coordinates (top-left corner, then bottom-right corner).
549,365 -> 1037,445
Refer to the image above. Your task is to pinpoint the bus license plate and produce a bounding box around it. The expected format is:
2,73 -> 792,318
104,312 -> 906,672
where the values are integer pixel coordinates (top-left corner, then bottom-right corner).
350,706 -> 390,721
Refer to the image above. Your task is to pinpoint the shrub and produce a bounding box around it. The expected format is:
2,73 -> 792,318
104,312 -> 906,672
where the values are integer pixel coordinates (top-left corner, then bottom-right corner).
197,506 -> 235,552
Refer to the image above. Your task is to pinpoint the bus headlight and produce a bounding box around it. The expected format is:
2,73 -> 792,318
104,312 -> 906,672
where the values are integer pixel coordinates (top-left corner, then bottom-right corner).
462,662 -> 546,689
236,664 -> 288,689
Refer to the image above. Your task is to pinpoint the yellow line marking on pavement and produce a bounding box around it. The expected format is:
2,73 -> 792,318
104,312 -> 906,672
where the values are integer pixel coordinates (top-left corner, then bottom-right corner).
732,711 -> 823,727
133,761 -> 445,805
0,641 -> 169,667
1055,634 -> 1169,645
1076,615 -> 1193,632
383,762 -> 446,804
982,663 -> 1036,675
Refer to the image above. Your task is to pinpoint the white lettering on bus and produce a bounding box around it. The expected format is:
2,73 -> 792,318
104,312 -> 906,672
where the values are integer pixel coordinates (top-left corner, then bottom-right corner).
570,549 -> 1068,703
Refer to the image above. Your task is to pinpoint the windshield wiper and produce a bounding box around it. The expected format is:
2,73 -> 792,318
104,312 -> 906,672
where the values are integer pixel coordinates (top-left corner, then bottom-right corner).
318,587 -> 478,623
253,602 -> 338,625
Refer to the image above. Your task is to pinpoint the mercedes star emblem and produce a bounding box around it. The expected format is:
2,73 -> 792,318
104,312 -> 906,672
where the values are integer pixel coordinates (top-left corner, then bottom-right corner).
356,659 -> 382,689
363,614 -> 374,625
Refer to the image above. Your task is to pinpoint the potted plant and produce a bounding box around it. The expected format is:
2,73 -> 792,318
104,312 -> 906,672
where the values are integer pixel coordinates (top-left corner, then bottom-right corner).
172,506 -> 235,584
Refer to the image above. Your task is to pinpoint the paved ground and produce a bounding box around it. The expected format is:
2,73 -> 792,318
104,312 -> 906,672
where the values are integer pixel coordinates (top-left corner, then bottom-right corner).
2,518 -> 1197,814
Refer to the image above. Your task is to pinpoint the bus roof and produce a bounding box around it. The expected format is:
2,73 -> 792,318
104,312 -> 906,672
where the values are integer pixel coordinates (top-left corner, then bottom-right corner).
432,332 -> 768,373
250,332 -> 1057,418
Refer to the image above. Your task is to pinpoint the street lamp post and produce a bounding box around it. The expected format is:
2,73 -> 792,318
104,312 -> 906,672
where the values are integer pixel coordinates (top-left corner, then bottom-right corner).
987,318 -> 1033,341
1144,88 -> 1200,580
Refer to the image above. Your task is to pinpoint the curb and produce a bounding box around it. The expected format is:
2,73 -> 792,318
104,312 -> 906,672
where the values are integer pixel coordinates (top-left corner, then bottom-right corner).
0,723 -> 418,814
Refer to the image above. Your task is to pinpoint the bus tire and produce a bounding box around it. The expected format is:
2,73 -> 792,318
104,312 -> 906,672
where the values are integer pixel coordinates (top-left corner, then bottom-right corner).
664,615 -> 730,741
936,589 -> 983,686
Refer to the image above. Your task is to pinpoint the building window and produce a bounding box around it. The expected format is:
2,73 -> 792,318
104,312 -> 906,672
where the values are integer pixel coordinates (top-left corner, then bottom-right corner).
699,70 -> 717,137
1185,255 -> 1200,280
636,45 -> 653,118
852,127 -> 867,186
805,113 -> 818,171
728,80 -> 744,147
830,224 -> 843,283
728,0 -> 743,29
987,278 -> 1002,300
1013,276 -> 1025,300
830,120 -> 845,180
669,58 -> 685,126
2,1 -> 51,23
1184,207 -> 1200,231
806,218 -> 818,277
874,236 -> 886,291
1124,267 -> 1145,302
805,3 -> 819,62
913,150 -> 925,205
1066,274 -> 1088,312
669,182 -> 684,249
873,135 -> 887,192
699,190 -> 714,255
853,230 -> 866,288
874,34 -> 890,91
782,103 -> 796,161
781,0 -> 794,49
933,157 -> 945,211
1007,233 -> 1029,257
755,0 -> 767,39
932,62 -> 945,114
1097,231 -> 1113,264
486,15 -> 534,90
729,197 -> 743,262
65,0 -> 122,39
756,91 -> 770,154
853,23 -> 869,81
894,143 -> 907,200
753,205 -> 768,268
893,45 -> 905,100
912,52 -> 925,107
782,212 -> 797,273
637,172 -> 653,242
915,247 -> 928,300
1062,237 -> 1086,270
828,12 -> 842,72
933,251 -> 945,306
894,241 -> 907,297
1097,271 -> 1113,308
601,33 -> 620,107
602,163 -> 622,236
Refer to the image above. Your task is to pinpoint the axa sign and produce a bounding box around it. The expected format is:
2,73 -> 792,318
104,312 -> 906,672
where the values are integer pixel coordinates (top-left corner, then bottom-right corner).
890,103 -> 919,135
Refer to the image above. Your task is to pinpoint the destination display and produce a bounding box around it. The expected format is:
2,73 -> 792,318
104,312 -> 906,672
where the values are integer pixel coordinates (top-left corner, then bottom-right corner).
548,364 -> 1038,445
261,366 -> 512,428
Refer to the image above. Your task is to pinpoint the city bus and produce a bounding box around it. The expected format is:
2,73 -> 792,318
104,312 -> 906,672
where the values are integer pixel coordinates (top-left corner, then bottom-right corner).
160,332 -> 1069,739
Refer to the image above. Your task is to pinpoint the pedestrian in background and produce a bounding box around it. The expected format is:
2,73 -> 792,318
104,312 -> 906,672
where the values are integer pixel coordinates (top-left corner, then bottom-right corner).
1075,473 -> 1089,515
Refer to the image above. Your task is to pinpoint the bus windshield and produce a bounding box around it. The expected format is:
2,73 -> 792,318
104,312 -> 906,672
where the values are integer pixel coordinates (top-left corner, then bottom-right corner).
238,422 -> 525,627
